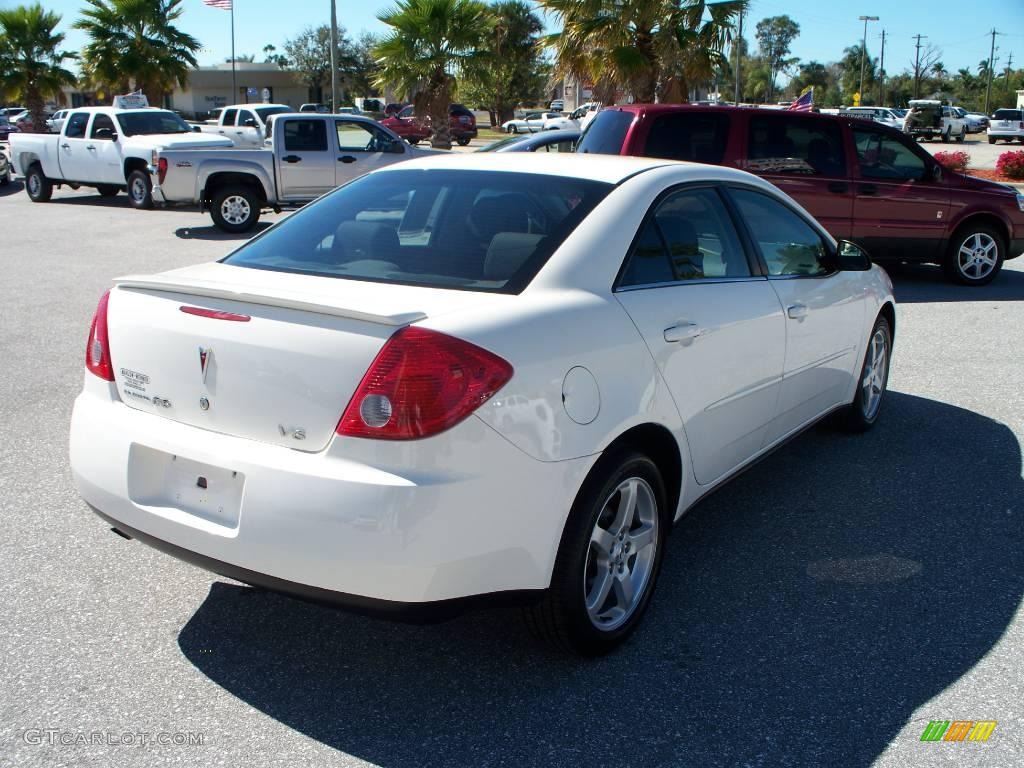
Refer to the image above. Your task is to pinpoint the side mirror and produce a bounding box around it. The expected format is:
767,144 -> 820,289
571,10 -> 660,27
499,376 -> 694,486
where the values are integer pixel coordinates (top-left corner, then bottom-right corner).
192,125 -> 201,133
836,240 -> 872,271
243,119 -> 258,128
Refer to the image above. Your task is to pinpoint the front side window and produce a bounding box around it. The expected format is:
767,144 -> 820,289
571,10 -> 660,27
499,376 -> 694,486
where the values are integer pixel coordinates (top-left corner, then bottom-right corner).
238,110 -> 256,127
64,112 -> 89,138
222,170 -> 611,293
853,127 -> 926,181
336,121 -> 387,151
255,105 -> 289,122
643,112 -> 730,164
90,113 -> 116,140
747,115 -> 846,177
115,110 -> 192,136
619,187 -> 750,287
728,188 -> 831,277
283,119 -> 327,152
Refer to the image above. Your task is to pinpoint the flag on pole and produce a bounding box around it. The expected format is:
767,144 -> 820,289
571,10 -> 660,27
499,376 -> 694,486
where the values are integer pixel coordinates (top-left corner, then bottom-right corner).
202,0 -> 232,9
787,88 -> 814,112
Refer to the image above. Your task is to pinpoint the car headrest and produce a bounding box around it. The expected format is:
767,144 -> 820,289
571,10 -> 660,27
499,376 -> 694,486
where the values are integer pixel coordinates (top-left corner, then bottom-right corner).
657,217 -> 703,279
468,194 -> 532,242
333,220 -> 400,263
484,233 -> 546,281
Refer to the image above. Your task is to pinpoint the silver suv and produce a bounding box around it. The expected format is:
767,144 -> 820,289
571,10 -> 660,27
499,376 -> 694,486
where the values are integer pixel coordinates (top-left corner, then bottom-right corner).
988,109 -> 1024,144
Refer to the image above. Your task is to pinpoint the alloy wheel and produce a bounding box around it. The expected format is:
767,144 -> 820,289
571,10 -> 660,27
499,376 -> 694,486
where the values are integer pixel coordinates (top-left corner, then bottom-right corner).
220,195 -> 251,226
860,327 -> 888,420
130,177 -> 147,203
583,477 -> 659,632
957,232 -> 998,281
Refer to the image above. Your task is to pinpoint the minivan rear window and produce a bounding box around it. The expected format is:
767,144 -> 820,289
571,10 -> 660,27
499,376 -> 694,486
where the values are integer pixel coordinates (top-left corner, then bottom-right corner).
223,170 -> 612,293
642,112 -> 730,164
577,110 -> 635,155
993,109 -> 1022,120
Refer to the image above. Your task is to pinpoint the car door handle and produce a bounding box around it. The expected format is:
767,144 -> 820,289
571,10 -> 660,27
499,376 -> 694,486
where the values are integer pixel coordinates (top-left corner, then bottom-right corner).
282,155 -> 302,163
827,181 -> 848,193
787,304 -> 809,320
858,183 -> 878,196
86,144 -> 96,150
61,143 -> 70,149
663,321 -> 703,343
338,155 -> 357,163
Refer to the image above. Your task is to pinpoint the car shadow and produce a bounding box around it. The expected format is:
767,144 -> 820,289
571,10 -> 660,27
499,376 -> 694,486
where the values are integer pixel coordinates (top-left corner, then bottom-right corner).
177,392 -> 1023,766
174,223 -> 272,241
0,178 -> 23,197
885,261 -> 1024,302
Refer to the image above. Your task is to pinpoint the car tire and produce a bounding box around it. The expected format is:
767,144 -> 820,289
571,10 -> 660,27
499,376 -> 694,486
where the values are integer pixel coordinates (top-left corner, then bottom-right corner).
25,163 -> 52,202
941,127 -> 951,143
510,125 -> 519,134
524,451 -> 667,656
943,223 -> 1005,286
97,185 -> 119,197
955,127 -> 966,143
126,169 -> 153,209
408,138 -> 420,145
988,136 -> 996,144
210,185 -> 261,233
456,137 -> 471,146
836,315 -> 892,433
0,168 -> 10,186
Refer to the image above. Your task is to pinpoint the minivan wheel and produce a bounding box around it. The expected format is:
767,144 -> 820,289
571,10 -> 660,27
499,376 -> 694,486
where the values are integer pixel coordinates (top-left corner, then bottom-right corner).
210,185 -> 261,233
943,224 -> 1004,286
25,164 -> 52,202
127,170 -> 153,209
524,451 -> 667,656
836,316 -> 891,433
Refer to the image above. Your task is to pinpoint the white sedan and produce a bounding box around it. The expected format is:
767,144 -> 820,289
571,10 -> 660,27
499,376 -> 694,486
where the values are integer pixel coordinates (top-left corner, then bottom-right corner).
501,111 -> 560,134
70,154 -> 895,655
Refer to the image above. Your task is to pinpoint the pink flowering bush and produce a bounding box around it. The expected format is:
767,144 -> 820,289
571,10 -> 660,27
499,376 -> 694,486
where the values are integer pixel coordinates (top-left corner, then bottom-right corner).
932,150 -> 970,172
996,150 -> 1024,180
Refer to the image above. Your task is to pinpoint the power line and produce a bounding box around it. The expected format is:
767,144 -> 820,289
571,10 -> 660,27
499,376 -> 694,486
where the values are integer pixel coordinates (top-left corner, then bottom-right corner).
985,28 -> 1005,114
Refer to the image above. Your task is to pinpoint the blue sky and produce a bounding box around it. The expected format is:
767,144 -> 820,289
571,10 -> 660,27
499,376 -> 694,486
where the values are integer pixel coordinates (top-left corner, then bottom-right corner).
6,0 -> 1023,80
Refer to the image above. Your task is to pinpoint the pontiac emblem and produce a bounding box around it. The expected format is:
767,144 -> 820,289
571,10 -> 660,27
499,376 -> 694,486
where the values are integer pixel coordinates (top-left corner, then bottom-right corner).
198,347 -> 212,383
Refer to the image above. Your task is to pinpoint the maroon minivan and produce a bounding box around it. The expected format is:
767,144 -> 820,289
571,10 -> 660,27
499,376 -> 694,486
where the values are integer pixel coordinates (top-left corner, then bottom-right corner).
578,105 -> 1024,285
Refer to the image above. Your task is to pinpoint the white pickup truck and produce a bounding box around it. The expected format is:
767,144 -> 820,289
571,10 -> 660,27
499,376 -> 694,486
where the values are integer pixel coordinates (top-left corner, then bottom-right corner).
9,105 -> 234,208
153,113 -> 432,232
195,103 -> 292,148
904,99 -> 967,142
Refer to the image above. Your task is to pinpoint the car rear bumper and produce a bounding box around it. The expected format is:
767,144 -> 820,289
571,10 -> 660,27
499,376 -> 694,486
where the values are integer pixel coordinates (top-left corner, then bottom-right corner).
70,376 -> 593,606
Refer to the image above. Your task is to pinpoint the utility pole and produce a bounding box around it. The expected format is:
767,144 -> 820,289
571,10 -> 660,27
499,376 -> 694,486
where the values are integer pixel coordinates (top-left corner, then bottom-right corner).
330,0 -> 339,112
877,29 -> 887,106
733,9 -> 743,104
913,34 -> 927,99
859,16 -> 879,104
985,28 -> 1002,114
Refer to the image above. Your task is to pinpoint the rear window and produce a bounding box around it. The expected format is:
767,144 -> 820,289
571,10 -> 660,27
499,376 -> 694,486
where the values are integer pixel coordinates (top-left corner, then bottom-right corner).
222,170 -> 612,293
993,109 -> 1022,120
642,112 -> 730,164
577,110 -> 635,155
116,110 -> 192,136
450,104 -> 472,117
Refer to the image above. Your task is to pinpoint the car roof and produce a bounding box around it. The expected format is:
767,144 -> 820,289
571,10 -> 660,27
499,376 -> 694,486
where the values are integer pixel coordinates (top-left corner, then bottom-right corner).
379,150 -> 770,186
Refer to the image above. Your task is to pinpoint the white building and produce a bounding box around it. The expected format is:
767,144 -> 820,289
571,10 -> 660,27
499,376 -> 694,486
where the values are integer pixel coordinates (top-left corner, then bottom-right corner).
168,62 -> 308,118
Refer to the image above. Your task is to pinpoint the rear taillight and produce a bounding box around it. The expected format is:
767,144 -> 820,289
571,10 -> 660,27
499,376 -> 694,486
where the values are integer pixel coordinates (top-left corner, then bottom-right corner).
157,157 -> 168,185
337,327 -> 512,440
85,290 -> 114,381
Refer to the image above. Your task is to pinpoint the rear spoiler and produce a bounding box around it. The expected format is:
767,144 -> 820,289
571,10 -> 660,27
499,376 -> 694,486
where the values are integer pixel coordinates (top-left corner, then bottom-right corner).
113,275 -> 427,326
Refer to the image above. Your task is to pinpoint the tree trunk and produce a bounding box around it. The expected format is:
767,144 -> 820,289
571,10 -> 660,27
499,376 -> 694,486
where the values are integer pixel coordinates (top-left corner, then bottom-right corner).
633,30 -> 659,103
428,69 -> 452,150
26,88 -> 47,134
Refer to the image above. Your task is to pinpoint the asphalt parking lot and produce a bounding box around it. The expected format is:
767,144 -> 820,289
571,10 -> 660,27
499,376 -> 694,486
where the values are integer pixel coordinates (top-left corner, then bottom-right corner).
0,179 -> 1022,768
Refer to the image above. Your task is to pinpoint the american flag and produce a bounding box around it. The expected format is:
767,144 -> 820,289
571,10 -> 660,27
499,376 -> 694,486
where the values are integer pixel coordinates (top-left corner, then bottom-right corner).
202,0 -> 232,9
787,88 -> 814,112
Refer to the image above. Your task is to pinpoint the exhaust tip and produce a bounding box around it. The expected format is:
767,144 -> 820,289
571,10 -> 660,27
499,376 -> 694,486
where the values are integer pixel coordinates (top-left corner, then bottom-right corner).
111,527 -> 133,541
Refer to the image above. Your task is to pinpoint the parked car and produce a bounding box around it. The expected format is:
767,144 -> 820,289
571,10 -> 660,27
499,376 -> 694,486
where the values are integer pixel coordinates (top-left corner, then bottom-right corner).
840,107 -> 904,130
549,99 -> 564,111
46,109 -> 68,133
153,113 -> 430,232
299,103 -> 331,113
951,107 -> 985,133
543,103 -> 601,131
577,104 -> 1024,285
379,107 -> 432,144
987,108 -> 1024,144
448,103 -> 478,145
196,103 -> 292,147
965,111 -> 990,129
0,117 -> 18,140
0,107 -> 26,121
70,152 -> 895,655
479,129 -> 580,153
9,102 -> 234,208
501,111 -> 552,134
903,100 -> 967,142
336,106 -> 362,115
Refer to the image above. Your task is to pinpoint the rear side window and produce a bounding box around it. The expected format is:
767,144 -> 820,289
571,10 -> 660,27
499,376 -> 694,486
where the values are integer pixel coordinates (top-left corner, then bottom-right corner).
577,110 -> 635,155
222,170 -> 612,293
65,112 -> 89,138
283,119 -> 328,152
619,187 -> 750,287
643,112 -> 730,164
747,115 -> 847,177
222,108 -> 237,126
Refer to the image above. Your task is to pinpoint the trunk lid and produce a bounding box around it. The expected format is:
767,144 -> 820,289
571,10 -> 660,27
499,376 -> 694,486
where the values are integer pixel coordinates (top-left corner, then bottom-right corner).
106,262 -> 497,451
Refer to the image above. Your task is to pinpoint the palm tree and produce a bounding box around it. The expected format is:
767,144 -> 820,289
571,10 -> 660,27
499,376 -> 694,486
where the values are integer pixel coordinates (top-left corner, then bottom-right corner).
0,4 -> 76,133
374,0 -> 491,149
540,0 -> 746,104
75,0 -> 201,107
